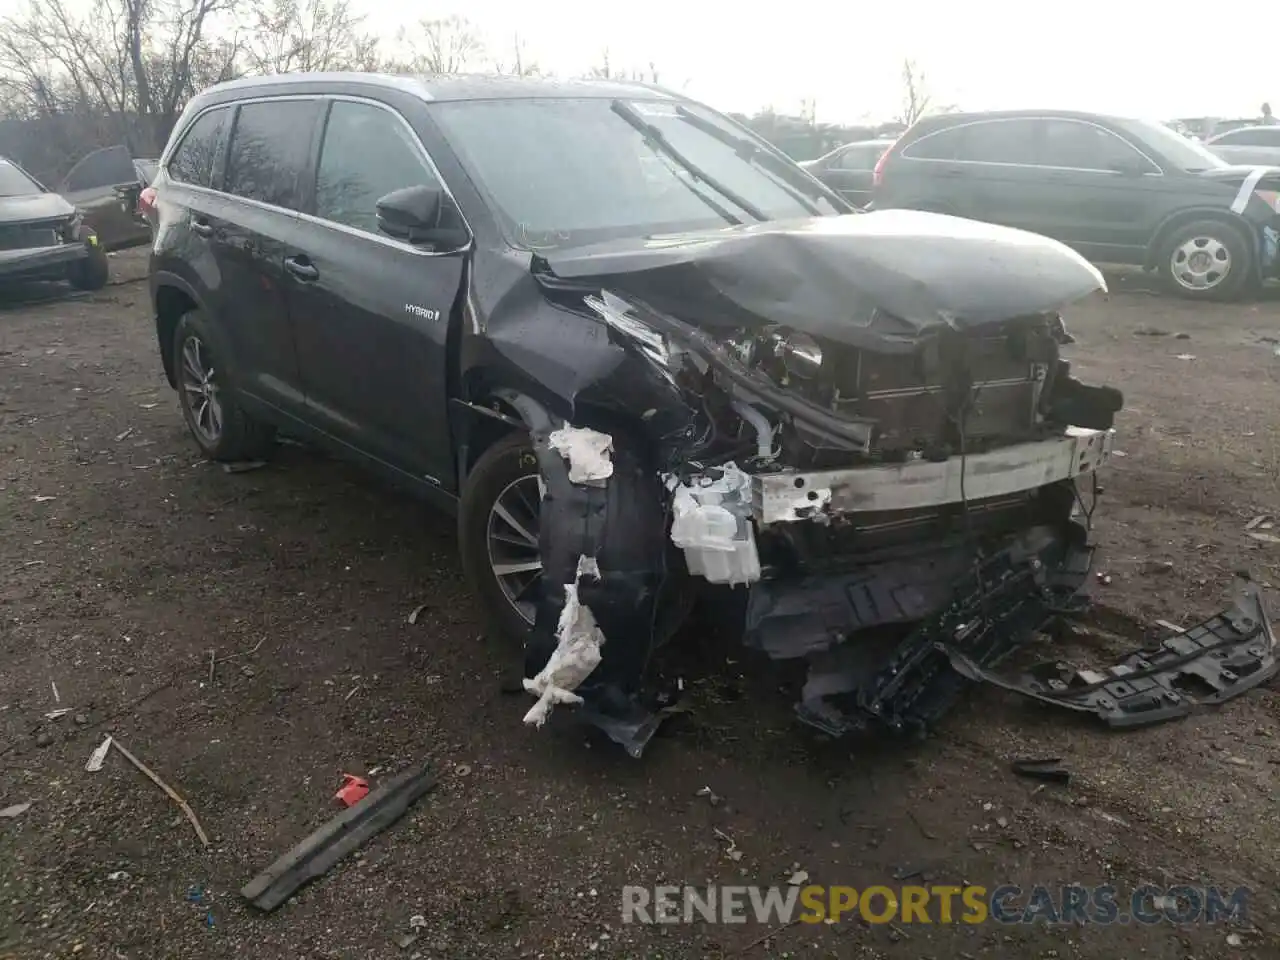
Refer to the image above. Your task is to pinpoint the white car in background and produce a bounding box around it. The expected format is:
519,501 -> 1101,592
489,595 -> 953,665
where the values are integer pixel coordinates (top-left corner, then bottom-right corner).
1205,125 -> 1280,166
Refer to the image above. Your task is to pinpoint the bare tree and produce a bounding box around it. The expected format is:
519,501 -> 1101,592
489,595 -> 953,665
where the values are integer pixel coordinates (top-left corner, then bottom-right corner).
586,50 -> 661,84
0,0 -> 234,153
587,47 -> 614,80
492,32 -> 542,78
391,15 -> 484,75
896,58 -> 931,126
242,0 -> 379,75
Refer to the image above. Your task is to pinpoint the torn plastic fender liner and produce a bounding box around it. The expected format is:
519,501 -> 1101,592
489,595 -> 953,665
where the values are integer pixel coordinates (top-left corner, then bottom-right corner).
505,394 -> 669,731
948,578 -> 1279,728
548,426 -> 614,485
523,558 -> 606,727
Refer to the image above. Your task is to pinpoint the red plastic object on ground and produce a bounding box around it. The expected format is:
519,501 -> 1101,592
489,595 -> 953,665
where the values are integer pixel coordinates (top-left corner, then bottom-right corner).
334,774 -> 369,807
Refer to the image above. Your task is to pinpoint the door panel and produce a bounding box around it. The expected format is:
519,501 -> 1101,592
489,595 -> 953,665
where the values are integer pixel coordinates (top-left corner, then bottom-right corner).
819,144 -> 882,207
1026,120 -> 1163,259
286,226 -> 463,485
204,97 -> 322,417
60,145 -> 147,249
287,97 -> 464,487
201,197 -> 309,412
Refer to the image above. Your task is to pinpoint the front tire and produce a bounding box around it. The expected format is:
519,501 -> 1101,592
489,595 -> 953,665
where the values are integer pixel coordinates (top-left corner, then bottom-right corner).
172,310 -> 276,461
459,432 -> 543,649
1158,219 -> 1253,301
66,228 -> 108,290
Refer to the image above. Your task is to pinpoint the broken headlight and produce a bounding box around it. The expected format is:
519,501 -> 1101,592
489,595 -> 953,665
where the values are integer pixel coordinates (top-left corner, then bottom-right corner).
776,331 -> 823,380
736,329 -> 825,382
61,212 -> 82,243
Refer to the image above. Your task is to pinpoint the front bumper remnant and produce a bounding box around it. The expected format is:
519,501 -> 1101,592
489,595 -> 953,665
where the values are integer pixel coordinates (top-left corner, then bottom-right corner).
949,579 -> 1278,727
752,427 -> 1113,525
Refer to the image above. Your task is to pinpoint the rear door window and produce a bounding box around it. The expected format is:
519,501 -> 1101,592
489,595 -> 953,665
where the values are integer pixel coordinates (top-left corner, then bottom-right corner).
959,120 -> 1040,164
223,99 -> 320,210
168,107 -> 231,187
313,100 -> 442,235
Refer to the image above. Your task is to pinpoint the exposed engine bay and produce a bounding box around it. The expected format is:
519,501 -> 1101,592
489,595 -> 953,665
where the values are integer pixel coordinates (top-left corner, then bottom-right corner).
465,210 -> 1269,757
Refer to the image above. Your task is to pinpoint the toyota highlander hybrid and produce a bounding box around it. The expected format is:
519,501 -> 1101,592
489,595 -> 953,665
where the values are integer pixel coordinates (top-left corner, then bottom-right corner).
144,74 -> 1278,757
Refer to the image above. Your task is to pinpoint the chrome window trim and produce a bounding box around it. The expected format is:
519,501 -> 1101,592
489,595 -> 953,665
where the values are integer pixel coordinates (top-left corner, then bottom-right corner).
165,92 -> 472,259
900,116 -> 1165,177
297,93 -> 473,256
162,102 -> 235,186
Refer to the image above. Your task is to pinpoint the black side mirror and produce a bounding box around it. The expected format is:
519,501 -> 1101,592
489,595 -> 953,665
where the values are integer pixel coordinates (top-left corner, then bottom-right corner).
375,185 -> 468,249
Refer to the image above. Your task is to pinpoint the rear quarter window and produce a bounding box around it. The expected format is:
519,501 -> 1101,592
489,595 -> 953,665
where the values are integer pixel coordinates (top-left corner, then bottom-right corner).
168,107 -> 231,187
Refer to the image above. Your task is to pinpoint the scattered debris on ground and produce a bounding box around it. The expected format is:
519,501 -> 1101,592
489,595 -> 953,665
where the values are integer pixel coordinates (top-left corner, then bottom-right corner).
1010,758 -> 1071,785
334,773 -> 370,807
241,760 -> 436,912
104,737 -> 210,846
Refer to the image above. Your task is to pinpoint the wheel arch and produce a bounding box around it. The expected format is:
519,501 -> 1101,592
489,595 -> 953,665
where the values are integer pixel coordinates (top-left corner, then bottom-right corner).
1145,207 -> 1259,274
152,271 -> 206,389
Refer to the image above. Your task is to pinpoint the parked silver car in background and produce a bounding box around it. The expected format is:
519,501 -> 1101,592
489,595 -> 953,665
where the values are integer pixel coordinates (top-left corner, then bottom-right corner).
1205,125 -> 1280,166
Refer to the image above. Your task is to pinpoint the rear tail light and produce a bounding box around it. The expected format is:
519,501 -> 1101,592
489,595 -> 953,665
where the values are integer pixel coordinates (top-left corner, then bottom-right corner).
872,147 -> 892,189
138,185 -> 158,218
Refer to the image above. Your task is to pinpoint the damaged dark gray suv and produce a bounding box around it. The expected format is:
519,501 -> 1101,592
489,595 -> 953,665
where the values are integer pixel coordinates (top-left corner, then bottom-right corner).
151,73 -> 1222,756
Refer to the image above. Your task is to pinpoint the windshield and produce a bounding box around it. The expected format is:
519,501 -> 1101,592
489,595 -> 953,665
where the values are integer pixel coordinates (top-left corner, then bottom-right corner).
0,159 -> 43,197
431,97 -> 843,249
1131,119 -> 1226,171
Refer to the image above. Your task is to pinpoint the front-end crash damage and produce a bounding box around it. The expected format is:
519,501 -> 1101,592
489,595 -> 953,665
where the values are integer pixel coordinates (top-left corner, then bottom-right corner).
467,211 -> 1265,754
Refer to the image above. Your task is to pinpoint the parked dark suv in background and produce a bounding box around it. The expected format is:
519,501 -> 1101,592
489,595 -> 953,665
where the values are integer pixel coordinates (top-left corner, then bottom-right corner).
149,74 -> 1123,755
873,109 -> 1280,300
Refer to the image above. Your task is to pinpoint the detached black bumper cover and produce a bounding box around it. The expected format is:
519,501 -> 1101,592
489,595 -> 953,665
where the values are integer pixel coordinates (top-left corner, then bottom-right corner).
781,523 -> 1094,738
950,579 -> 1278,727
775,520 -> 1277,738
0,243 -> 87,281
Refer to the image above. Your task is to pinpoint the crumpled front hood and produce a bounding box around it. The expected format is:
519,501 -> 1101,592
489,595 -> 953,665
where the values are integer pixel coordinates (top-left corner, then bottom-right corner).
536,210 -> 1105,352
0,192 -> 76,225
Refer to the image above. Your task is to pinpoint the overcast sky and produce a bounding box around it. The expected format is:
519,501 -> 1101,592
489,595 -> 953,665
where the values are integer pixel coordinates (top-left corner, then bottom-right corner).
353,0 -> 1275,124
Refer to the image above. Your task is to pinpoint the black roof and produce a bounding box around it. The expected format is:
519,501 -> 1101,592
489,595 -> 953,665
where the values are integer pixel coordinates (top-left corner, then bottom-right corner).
200,71 -> 679,104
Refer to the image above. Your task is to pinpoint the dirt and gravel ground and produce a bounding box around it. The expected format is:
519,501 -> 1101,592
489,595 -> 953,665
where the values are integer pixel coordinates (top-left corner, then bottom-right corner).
2,249 -> 1280,960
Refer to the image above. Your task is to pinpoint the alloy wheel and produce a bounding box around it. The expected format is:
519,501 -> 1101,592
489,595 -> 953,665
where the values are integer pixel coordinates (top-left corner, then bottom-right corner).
486,474 -> 543,625
180,334 -> 223,445
1170,235 -> 1231,291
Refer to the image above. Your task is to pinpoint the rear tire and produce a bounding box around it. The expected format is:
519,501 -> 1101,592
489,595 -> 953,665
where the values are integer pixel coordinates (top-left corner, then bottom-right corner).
172,310 -> 276,462
1158,219 -> 1253,301
66,228 -> 108,290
